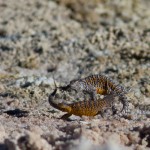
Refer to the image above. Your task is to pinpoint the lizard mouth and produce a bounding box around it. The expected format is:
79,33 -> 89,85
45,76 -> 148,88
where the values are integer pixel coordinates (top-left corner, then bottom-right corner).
58,85 -> 71,91
50,88 -> 57,97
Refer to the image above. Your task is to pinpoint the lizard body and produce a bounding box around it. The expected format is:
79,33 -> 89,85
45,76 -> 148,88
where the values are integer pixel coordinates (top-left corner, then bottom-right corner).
59,74 -> 129,113
48,88 -> 115,119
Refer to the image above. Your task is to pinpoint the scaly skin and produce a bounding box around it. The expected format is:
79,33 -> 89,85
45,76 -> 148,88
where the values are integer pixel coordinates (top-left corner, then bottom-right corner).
48,88 -> 115,119
59,74 -> 129,113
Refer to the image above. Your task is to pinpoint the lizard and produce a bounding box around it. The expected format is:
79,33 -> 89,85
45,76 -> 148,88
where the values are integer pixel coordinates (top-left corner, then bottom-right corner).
48,87 -> 116,120
58,74 -> 129,113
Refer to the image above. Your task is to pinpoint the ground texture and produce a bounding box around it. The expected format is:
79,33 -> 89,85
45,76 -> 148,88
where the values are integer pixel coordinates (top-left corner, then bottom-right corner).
0,0 -> 150,150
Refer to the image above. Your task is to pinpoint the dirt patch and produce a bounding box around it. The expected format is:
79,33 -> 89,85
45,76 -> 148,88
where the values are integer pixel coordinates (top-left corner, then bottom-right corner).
0,0 -> 149,149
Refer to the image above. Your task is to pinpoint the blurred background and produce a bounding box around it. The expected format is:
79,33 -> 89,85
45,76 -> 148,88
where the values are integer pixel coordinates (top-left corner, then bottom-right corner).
0,0 -> 150,149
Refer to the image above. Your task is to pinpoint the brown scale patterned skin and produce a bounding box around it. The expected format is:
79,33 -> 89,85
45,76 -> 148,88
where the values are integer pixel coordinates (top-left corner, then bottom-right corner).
59,74 -> 129,113
48,88 -> 115,119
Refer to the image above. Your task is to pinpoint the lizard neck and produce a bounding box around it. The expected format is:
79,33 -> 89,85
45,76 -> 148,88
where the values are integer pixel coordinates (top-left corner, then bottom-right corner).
48,89 -> 71,113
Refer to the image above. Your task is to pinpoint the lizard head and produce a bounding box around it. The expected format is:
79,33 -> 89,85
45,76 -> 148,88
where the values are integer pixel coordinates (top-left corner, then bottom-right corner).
69,79 -> 85,92
58,79 -> 85,92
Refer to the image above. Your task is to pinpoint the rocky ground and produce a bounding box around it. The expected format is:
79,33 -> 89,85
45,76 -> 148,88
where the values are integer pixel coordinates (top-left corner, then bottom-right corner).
0,0 -> 150,149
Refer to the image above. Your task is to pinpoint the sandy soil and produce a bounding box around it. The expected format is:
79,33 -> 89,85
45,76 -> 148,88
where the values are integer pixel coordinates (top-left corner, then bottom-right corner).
0,0 -> 150,149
